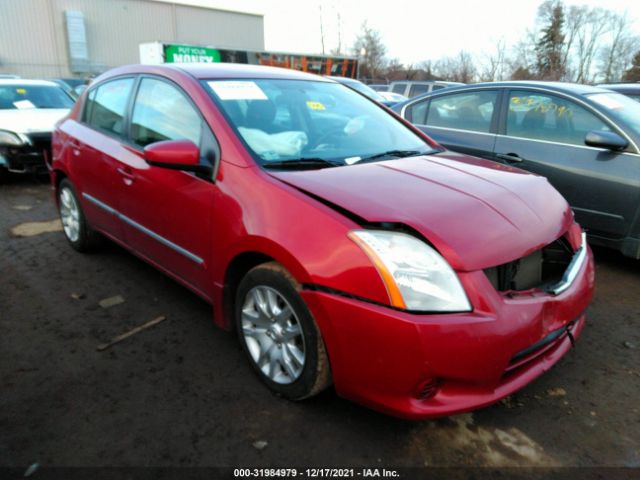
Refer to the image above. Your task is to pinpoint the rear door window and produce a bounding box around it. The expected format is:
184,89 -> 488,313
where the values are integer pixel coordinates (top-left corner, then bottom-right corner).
86,78 -> 135,136
426,90 -> 498,133
130,78 -> 202,147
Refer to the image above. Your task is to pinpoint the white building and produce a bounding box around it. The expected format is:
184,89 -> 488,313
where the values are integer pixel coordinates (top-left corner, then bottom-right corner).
0,0 -> 265,78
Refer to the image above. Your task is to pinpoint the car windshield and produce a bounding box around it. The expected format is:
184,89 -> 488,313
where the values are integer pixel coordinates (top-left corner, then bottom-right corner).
587,92 -> 640,138
203,78 -> 430,166
0,84 -> 74,110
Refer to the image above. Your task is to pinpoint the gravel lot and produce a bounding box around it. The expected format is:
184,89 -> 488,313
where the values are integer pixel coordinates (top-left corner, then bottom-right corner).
1,177 -> 639,475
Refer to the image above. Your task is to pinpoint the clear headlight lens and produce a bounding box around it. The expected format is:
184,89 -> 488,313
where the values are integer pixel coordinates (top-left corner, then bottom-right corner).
349,230 -> 471,312
0,130 -> 24,146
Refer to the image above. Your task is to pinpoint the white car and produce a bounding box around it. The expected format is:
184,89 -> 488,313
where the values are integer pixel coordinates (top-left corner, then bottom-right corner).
377,91 -> 408,104
0,79 -> 74,181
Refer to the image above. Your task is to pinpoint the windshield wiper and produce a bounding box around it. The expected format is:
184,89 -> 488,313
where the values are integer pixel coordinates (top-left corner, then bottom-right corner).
262,158 -> 343,170
356,149 -> 427,164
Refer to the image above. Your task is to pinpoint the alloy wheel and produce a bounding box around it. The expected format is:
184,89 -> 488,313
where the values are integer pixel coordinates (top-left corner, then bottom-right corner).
240,286 -> 306,384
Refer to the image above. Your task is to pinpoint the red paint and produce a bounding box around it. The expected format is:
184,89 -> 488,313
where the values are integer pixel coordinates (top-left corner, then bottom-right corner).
144,139 -> 200,167
51,64 -> 595,419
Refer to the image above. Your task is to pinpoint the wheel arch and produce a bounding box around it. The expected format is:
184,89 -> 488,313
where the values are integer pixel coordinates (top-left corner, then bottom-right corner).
219,240 -> 313,330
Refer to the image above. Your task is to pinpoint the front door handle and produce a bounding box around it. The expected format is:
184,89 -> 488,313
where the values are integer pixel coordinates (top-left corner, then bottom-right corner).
68,140 -> 82,157
496,152 -> 523,163
117,166 -> 135,185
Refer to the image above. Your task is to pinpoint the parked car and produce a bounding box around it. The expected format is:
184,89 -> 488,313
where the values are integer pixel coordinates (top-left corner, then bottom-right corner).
328,76 -> 397,107
368,84 -> 389,92
393,81 -> 640,258
0,79 -> 74,181
389,80 -> 464,98
51,64 -> 594,419
48,77 -> 86,99
598,83 -> 640,102
377,90 -> 408,105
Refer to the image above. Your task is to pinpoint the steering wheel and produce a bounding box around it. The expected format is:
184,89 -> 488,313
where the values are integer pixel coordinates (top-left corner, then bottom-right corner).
309,126 -> 346,150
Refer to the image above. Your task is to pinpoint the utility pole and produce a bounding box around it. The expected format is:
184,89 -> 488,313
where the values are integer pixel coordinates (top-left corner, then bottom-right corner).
319,5 -> 325,55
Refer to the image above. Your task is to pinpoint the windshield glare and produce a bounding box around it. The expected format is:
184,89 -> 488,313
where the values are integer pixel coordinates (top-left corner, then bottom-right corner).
0,85 -> 74,110
587,92 -> 640,138
204,79 -> 429,165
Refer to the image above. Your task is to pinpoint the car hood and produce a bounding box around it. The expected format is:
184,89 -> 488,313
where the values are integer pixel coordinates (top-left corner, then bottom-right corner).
0,109 -> 70,134
269,152 -> 573,271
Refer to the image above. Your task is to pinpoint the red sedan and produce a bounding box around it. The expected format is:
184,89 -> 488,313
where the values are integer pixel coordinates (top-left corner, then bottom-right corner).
50,64 -> 595,419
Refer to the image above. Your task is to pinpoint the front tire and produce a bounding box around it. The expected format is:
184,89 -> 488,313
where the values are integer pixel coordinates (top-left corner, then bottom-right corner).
235,262 -> 331,400
58,179 -> 100,252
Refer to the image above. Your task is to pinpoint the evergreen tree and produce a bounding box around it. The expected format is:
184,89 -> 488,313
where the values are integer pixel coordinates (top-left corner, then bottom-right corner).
536,1 -> 566,80
622,51 -> 640,82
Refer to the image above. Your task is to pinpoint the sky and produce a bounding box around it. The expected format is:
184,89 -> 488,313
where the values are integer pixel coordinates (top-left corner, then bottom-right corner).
159,0 -> 640,64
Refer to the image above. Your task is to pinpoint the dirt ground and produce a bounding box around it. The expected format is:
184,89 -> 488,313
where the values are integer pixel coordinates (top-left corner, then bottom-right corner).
1,178 -> 639,477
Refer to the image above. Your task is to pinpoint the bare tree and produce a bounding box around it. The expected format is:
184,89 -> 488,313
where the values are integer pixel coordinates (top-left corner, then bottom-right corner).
562,5 -> 588,79
573,7 -> 610,83
433,51 -> 477,83
352,22 -> 387,80
480,38 -> 508,81
508,31 -> 538,79
598,12 -> 638,82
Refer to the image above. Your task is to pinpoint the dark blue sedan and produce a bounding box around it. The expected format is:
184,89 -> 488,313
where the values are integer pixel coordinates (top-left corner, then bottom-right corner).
393,81 -> 640,258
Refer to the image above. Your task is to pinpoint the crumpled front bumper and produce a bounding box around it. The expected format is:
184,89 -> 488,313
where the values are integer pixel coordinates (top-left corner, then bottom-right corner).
0,132 -> 51,174
301,245 -> 595,420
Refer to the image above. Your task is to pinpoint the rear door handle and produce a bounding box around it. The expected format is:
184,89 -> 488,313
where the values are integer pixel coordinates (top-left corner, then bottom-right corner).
496,153 -> 523,163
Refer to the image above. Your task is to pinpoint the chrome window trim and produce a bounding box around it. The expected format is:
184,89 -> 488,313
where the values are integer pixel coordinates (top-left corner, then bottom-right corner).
546,232 -> 587,295
494,133 -> 640,155
82,192 -> 204,265
413,124 -> 497,137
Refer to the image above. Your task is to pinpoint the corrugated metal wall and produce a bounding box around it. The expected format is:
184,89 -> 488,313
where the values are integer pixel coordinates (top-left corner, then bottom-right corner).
0,0 -> 264,78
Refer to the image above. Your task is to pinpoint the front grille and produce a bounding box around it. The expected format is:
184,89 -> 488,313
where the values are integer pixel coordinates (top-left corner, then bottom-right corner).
484,236 -> 575,292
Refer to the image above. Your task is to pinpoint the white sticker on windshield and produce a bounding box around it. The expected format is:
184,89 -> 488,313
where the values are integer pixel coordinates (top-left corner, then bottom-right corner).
13,99 -> 36,109
208,81 -> 268,100
590,93 -> 624,110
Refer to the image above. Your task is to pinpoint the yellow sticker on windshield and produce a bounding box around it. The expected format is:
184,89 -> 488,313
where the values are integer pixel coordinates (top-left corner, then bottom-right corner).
16,88 -> 27,94
306,101 -> 326,111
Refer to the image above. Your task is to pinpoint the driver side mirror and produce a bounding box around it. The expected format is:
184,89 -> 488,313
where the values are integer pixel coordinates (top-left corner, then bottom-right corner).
144,140 -> 212,175
584,130 -> 628,151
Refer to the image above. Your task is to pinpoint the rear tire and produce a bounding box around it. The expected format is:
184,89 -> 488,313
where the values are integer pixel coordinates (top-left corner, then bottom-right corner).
235,262 -> 331,400
57,178 -> 101,252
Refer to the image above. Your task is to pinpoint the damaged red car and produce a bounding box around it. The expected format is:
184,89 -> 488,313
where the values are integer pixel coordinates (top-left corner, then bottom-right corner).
50,64 -> 595,419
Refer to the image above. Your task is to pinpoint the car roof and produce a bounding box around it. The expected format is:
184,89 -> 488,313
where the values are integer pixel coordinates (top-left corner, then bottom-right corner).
430,80 -> 612,95
392,80 -> 617,110
598,83 -> 640,92
327,76 -> 360,85
389,80 -> 463,85
95,63 -> 334,83
0,79 -> 60,87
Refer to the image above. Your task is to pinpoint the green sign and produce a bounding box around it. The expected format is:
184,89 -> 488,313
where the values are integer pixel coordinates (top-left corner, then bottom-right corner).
164,44 -> 221,63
